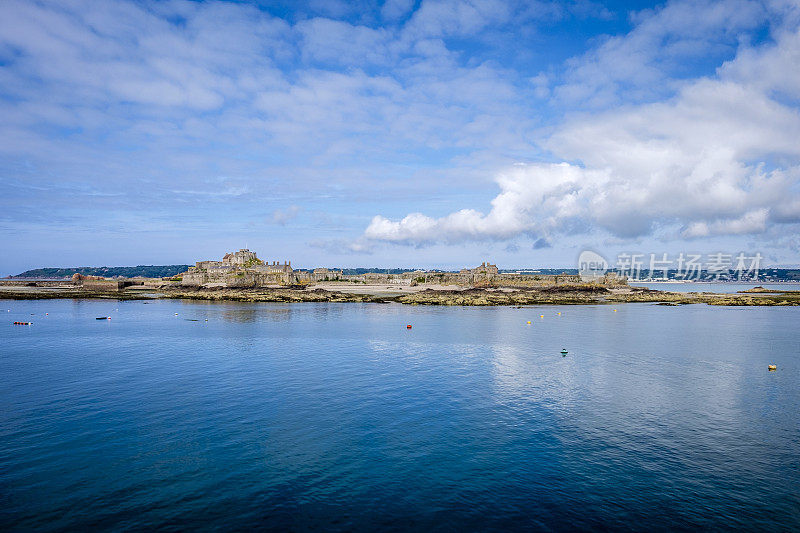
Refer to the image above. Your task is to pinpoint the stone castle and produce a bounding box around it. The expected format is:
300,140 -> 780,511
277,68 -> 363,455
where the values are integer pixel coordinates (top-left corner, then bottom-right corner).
181,249 -> 342,287
179,249 -> 624,289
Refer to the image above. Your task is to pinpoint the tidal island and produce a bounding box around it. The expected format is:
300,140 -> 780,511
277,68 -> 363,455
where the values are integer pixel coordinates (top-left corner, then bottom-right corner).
2,248 -> 799,306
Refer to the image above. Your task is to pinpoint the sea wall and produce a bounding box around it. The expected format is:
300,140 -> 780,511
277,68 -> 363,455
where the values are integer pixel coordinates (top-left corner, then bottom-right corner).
81,279 -> 144,291
0,279 -> 72,287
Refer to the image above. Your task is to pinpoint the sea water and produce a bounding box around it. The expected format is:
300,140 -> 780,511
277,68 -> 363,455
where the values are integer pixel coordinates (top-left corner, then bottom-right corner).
1,299 -> 798,530
629,281 -> 798,293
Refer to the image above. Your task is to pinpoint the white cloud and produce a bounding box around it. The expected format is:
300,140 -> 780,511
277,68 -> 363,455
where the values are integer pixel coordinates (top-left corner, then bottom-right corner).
555,0 -> 767,108
361,5 -> 800,247
381,0 -> 416,21
271,205 -> 302,225
297,18 -> 391,66
681,209 -> 769,238
0,0 -> 534,197
402,0 -> 513,40
1,0 -> 799,271
364,163 -> 608,244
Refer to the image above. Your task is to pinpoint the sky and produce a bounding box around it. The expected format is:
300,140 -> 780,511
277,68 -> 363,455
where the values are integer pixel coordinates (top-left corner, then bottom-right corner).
1,0 -> 799,275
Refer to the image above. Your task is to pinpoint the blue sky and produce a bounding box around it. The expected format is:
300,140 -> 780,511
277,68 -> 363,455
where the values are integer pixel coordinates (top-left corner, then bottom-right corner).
1,0 -> 799,275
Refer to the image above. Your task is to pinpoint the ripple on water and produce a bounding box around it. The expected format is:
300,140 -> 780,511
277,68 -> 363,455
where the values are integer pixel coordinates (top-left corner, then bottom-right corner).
0,300 -> 798,530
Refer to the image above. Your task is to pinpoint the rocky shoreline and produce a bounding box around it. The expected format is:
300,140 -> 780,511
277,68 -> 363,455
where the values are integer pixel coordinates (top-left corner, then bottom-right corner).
2,284 -> 799,306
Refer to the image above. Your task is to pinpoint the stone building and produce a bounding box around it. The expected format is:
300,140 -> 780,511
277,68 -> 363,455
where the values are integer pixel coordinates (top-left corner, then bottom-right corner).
458,261 -> 499,284
181,249 -> 295,286
394,262 -> 621,288
311,268 -> 343,281
180,251 -> 626,289
461,261 -> 499,277
223,249 -> 258,266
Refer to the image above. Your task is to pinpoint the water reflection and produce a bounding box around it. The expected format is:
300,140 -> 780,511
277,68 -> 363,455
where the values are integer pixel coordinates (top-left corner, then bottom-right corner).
174,301 -> 296,323
2,299 -> 798,531
220,307 -> 258,323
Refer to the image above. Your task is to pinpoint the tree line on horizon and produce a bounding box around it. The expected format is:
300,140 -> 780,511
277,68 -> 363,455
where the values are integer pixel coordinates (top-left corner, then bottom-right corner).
11,265 -> 191,279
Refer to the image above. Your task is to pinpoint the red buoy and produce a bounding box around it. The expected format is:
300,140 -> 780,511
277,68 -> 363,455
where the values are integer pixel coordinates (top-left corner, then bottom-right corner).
406,324 -> 412,329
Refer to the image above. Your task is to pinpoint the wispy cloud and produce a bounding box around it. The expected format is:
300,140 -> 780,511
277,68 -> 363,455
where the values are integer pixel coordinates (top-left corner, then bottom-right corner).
0,0 -> 797,274
271,205 -> 302,225
361,0 -> 800,250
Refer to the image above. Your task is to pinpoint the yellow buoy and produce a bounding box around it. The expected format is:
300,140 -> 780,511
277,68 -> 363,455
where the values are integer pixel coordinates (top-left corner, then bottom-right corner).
557,312 -> 561,315
768,365 -> 777,371
613,309 -> 617,312
540,315 -> 544,318
527,321 -> 531,324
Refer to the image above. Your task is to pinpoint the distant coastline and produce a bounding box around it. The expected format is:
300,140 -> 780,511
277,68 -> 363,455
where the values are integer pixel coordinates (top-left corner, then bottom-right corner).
4,248 -> 798,306
8,265 -> 190,280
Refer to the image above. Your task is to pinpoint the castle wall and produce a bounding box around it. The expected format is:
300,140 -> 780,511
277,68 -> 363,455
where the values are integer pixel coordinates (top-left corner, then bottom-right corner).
182,249 -> 294,287
82,279 -> 127,291
180,253 -> 626,289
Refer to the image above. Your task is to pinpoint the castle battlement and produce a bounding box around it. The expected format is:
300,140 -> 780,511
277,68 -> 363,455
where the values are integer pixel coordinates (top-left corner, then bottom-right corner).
183,249 -> 296,286
180,252 -> 623,289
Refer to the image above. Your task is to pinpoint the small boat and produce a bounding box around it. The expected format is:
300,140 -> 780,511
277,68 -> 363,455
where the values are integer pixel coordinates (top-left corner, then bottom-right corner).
13,321 -> 32,325
768,364 -> 777,371
96,317 -> 111,320
561,349 -> 568,356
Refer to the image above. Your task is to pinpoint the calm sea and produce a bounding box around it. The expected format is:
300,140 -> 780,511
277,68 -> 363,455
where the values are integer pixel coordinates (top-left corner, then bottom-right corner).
629,282 -> 799,293
1,299 -> 798,531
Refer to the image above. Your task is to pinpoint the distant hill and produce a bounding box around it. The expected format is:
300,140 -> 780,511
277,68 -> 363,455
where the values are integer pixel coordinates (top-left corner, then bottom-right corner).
11,265 -> 191,279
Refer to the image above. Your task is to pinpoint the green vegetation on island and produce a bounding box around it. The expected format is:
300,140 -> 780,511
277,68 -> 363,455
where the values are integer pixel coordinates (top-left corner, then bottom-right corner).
11,265 -> 191,279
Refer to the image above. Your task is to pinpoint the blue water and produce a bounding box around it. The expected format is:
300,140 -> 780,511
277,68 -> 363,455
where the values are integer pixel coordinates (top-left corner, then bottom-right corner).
630,282 -> 799,293
2,299 -> 799,531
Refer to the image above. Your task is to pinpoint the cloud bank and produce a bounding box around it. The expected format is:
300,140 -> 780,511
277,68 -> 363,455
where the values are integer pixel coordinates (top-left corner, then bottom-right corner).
1,0 -> 799,273
362,0 -> 800,248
